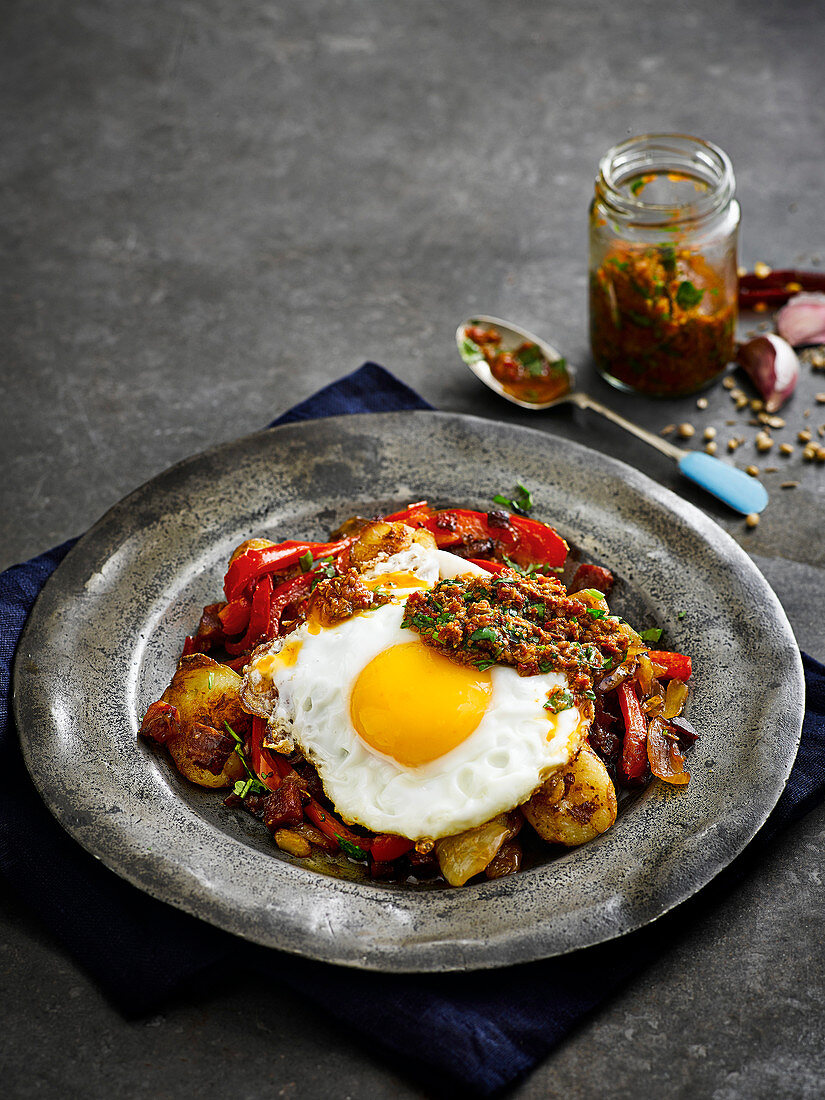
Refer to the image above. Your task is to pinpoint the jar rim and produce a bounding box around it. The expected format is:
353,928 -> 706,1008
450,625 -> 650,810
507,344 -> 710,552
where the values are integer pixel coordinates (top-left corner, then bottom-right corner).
595,133 -> 735,228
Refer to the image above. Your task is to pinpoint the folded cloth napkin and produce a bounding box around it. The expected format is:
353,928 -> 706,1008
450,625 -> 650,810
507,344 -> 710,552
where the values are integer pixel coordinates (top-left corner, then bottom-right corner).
1,363 -> 824,1097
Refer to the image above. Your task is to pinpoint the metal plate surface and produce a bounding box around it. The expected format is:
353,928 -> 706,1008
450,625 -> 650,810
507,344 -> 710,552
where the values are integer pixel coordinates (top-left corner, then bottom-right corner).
14,412 -> 804,971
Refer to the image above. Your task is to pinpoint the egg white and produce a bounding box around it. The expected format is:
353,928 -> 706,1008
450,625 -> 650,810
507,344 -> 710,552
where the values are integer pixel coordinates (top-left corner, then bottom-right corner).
245,547 -> 586,840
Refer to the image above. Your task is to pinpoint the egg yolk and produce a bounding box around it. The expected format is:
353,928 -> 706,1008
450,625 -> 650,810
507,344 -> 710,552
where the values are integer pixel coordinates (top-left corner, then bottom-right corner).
349,642 -> 493,767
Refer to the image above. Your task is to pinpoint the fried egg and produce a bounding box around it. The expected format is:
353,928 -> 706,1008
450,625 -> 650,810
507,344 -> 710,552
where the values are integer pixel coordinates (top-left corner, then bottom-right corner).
244,547 -> 587,840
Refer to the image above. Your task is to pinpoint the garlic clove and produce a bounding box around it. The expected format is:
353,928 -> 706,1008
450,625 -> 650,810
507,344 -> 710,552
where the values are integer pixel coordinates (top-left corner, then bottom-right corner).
776,292 -> 825,347
736,333 -> 800,413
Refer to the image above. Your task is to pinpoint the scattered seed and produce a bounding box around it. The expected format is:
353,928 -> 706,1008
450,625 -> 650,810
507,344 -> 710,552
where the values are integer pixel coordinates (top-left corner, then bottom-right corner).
810,350 -> 825,369
737,265 -> 747,278
660,424 -> 676,436
786,281 -> 803,293
727,438 -> 740,452
758,411 -> 770,424
745,513 -> 760,528
704,441 -> 718,455
735,396 -> 749,410
755,432 -> 774,452
748,418 -> 762,427
819,426 -> 825,438
754,261 -> 772,278
798,429 -> 812,443
817,447 -> 825,463
804,409 -> 812,418
677,423 -> 695,439
803,444 -> 818,461
779,443 -> 794,455
816,394 -> 825,404
764,466 -> 778,473
726,419 -> 736,426
696,397 -> 708,410
780,481 -> 799,489
723,376 -> 735,390
730,388 -> 746,400
750,399 -> 765,412
746,464 -> 760,477
765,415 -> 785,429
703,426 -> 717,441
754,302 -> 769,313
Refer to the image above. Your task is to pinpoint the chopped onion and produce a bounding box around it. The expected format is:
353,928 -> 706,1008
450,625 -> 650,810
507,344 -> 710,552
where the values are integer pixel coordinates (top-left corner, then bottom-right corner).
776,292 -> 825,347
647,716 -> 690,785
663,679 -> 688,720
736,333 -> 800,412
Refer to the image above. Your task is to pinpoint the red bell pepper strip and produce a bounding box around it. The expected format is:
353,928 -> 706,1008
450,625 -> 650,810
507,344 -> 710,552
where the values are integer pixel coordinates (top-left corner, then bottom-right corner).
382,501 -> 433,526
218,595 -> 252,636
268,572 -> 316,637
646,650 -> 692,681
248,715 -> 287,791
370,835 -> 414,862
617,681 -> 648,786
305,800 -> 372,854
223,538 -> 352,602
225,575 -> 274,655
466,558 -> 509,574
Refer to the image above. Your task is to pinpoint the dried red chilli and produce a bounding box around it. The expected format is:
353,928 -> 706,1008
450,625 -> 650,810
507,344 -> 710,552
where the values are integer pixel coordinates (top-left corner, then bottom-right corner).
738,270 -> 825,309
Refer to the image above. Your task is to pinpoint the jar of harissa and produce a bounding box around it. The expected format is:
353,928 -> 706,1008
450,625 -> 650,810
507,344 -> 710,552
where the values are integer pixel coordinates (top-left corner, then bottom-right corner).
589,133 -> 740,397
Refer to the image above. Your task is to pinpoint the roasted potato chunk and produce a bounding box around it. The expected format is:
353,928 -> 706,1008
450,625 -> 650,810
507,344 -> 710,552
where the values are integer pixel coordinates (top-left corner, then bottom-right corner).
350,520 -> 436,566
523,744 -> 617,847
142,654 -> 248,788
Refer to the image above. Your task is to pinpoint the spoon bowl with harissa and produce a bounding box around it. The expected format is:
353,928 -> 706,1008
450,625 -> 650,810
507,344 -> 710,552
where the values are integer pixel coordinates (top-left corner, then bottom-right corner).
456,315 -> 768,516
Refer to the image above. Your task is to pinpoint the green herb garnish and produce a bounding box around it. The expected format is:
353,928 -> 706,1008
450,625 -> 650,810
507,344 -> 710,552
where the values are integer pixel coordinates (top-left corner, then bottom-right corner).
207,672 -> 214,690
640,627 -> 663,643
493,482 -> 534,514
586,608 -> 608,619
675,280 -> 704,310
470,626 -> 500,644
544,688 -> 574,714
233,776 -> 270,800
659,244 -> 677,276
336,835 -> 369,861
678,610 -> 686,620
461,336 -> 483,362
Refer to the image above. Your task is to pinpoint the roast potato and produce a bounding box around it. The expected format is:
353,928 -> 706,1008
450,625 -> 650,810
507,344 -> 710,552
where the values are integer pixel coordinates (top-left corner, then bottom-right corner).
522,744 -> 617,847
350,520 -> 436,567
147,654 -> 249,788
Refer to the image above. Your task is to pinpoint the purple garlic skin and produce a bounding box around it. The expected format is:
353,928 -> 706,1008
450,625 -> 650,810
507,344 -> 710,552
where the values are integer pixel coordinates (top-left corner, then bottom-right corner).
736,333 -> 800,413
776,292 -> 825,347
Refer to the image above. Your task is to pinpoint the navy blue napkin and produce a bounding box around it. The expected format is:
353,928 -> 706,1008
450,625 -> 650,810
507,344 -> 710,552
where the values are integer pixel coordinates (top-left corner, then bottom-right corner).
2,363 -> 823,1097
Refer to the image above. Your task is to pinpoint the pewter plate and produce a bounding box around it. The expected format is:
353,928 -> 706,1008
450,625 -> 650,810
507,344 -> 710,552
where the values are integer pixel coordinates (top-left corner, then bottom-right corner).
14,412 -> 804,971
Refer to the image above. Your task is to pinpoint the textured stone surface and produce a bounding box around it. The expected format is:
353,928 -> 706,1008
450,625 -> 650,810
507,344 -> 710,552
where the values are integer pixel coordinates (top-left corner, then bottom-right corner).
2,0 -> 824,1097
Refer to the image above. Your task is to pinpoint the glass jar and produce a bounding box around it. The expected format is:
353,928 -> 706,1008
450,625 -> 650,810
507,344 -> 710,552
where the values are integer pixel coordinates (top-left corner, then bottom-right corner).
588,134 -> 740,397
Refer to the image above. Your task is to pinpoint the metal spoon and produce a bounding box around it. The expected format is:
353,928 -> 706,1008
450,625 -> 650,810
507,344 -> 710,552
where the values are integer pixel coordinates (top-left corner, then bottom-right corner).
456,314 -> 768,516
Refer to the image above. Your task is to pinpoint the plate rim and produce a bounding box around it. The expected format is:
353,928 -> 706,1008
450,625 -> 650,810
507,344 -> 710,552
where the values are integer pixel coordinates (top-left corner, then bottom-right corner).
14,410 -> 805,971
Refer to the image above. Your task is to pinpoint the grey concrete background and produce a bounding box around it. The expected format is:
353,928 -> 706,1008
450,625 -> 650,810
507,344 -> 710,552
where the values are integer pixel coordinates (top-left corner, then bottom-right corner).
2,1 -> 824,1097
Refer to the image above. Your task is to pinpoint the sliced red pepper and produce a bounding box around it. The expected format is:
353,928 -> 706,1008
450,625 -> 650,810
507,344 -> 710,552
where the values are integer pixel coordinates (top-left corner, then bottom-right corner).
466,558 -> 510,574
218,595 -> 252,636
381,502 -> 568,569
225,575 -> 274,655
420,507 -> 568,568
305,799 -> 371,853
223,538 -> 352,602
646,650 -> 692,681
268,572 -> 316,637
617,681 -> 648,786
139,700 -> 180,745
248,715 -> 287,792
370,834 -> 414,862
382,501 -> 434,526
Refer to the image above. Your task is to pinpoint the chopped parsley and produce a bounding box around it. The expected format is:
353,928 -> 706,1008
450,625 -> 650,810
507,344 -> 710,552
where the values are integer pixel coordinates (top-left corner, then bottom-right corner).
545,688 -> 574,713
493,482 -> 534,515
586,608 -> 608,619
675,280 -> 704,310
336,835 -> 369,861
233,776 -> 270,800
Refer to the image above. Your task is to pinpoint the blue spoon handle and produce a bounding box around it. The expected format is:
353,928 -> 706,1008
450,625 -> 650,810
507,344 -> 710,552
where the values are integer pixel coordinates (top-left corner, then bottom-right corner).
678,451 -> 768,515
